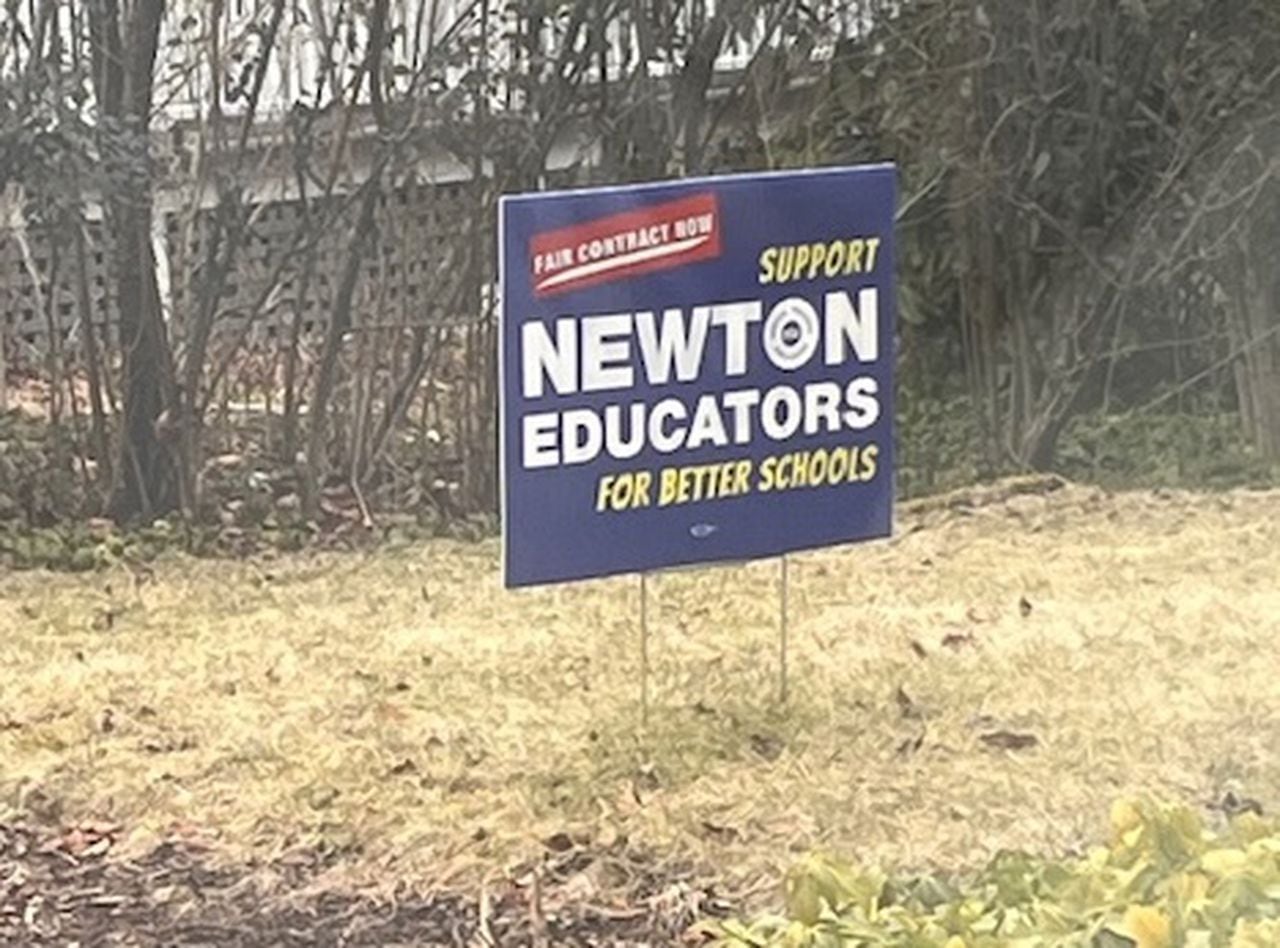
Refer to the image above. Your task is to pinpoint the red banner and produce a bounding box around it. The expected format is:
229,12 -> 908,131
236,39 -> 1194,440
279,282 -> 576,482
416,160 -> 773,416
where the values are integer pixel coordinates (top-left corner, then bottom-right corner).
529,193 -> 722,298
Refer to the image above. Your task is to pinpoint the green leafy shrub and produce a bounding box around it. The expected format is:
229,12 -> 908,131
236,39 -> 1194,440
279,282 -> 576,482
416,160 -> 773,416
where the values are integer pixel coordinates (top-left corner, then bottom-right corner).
896,392 -> 983,501
1056,414 -> 1277,491
710,798 -> 1280,947
0,411 -> 86,527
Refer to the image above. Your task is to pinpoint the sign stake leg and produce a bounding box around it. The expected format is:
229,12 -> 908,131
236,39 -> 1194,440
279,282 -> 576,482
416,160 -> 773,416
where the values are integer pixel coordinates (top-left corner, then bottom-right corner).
640,571 -> 650,728
779,555 -> 789,705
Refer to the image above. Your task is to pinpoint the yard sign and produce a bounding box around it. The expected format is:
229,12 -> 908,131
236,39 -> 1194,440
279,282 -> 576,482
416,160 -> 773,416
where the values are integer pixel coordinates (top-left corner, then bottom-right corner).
499,165 -> 896,588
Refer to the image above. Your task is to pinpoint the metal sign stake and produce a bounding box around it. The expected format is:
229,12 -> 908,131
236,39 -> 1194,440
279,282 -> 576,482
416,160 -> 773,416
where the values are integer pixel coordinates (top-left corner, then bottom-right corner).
779,555 -> 790,704
640,571 -> 650,727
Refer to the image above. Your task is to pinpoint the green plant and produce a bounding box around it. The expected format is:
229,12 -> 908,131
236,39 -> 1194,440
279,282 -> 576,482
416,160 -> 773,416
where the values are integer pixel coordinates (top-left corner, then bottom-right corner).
711,799 -> 1280,947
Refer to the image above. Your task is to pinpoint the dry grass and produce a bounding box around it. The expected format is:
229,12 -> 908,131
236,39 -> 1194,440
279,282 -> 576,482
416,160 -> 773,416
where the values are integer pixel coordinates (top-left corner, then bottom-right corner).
2,479 -> 1278,899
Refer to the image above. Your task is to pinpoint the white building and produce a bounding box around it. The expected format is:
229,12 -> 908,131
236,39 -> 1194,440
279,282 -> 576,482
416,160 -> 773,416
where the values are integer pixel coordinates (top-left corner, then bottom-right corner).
154,0 -> 852,122
1,1 -> 858,353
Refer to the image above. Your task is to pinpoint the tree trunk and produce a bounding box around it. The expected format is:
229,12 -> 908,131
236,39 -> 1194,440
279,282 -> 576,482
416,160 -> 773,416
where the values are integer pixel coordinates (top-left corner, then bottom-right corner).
672,0 -> 729,176
73,220 -> 113,488
111,193 -> 180,521
90,0 -> 180,522
280,250 -> 317,462
302,181 -> 380,517
0,307 -> 6,414
1237,253 -> 1280,461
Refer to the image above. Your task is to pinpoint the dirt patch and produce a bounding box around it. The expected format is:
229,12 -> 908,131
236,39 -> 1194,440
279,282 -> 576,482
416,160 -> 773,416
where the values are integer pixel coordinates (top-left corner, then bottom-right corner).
0,819 -> 724,946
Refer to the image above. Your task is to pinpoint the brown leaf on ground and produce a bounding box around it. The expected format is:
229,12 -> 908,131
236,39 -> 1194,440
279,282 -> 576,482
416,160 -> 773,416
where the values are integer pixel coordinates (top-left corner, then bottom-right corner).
1210,790 -> 1264,817
896,731 -> 925,758
699,821 -> 741,842
748,733 -> 784,761
895,686 -> 922,720
44,821 -> 118,859
979,731 -> 1039,752
543,832 -> 575,853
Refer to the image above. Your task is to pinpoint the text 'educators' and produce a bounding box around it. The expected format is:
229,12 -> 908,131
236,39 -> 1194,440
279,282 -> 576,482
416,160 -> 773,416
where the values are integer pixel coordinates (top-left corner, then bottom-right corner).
500,165 -> 897,587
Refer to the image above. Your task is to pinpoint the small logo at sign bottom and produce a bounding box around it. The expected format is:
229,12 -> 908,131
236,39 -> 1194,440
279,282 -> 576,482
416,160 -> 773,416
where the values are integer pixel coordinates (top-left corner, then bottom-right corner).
689,523 -> 719,539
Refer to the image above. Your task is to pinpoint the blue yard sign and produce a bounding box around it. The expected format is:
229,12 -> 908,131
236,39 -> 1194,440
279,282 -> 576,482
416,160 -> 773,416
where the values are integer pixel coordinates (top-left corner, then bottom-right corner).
499,165 -> 896,588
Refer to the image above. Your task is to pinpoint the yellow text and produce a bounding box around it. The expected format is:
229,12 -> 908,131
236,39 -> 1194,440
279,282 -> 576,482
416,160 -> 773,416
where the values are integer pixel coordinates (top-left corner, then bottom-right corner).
657,459 -> 754,507
759,237 -> 882,285
757,444 -> 879,492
